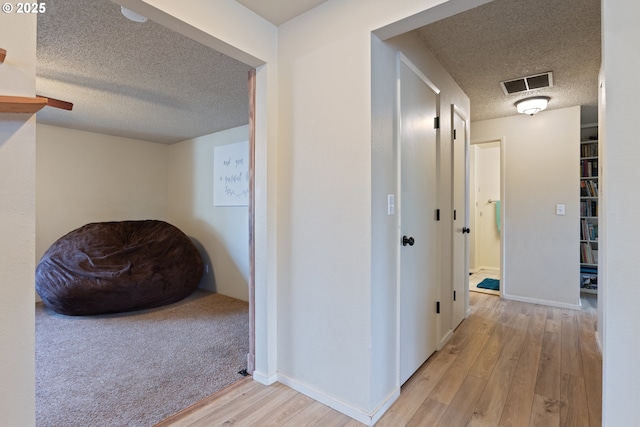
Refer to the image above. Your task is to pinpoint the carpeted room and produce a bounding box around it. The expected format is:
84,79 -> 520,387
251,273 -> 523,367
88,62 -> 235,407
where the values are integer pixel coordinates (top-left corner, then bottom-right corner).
35,1 -> 254,425
35,125 -> 252,427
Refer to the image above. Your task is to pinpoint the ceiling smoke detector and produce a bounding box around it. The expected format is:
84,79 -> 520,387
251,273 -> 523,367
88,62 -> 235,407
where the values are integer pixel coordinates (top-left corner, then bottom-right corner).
501,72 -> 553,95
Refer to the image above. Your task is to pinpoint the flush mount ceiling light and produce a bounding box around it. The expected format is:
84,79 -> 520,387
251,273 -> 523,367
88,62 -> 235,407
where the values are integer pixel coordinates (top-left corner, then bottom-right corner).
121,6 -> 148,23
515,96 -> 550,116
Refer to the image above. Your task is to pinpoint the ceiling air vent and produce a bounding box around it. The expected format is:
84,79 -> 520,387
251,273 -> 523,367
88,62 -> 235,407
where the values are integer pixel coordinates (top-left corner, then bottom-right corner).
500,72 -> 553,95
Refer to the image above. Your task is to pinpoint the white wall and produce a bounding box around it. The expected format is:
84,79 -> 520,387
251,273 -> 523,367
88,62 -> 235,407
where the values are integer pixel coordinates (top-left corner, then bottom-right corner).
0,11 -> 37,426
601,1 -> 640,424
471,143 -> 501,270
471,107 -> 580,309
168,126 -> 250,301
36,124 -> 169,261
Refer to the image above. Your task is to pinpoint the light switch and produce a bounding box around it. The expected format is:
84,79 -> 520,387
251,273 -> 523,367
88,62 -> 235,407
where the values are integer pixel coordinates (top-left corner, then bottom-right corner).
556,204 -> 565,216
388,195 -> 395,215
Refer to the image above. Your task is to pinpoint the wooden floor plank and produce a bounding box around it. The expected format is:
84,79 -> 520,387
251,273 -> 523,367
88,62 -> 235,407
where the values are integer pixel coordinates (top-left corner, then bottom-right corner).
153,378 -> 262,427
427,333 -> 487,404
534,329 -> 561,401
343,420 -> 367,427
157,294 -> 601,427
498,305 -> 547,427
436,375 -> 487,427
428,323 -> 491,405
187,383 -> 285,427
209,386 -> 298,426
468,313 -> 529,427
582,350 -> 602,427
545,307 -> 562,334
406,398 -> 448,427
308,407 -> 355,426
529,393 -> 561,427
280,401 -> 333,427
251,391 -> 315,426
468,321 -> 509,380
560,309 -> 584,377
377,345 -> 458,426
560,373 -> 590,427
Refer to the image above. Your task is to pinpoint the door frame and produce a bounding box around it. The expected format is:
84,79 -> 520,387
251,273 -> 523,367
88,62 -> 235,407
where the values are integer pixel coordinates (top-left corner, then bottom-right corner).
470,136 -> 506,298
247,69 -> 256,374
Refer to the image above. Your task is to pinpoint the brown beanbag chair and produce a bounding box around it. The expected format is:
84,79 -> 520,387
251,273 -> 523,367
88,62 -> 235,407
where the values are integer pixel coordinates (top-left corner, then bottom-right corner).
36,220 -> 203,316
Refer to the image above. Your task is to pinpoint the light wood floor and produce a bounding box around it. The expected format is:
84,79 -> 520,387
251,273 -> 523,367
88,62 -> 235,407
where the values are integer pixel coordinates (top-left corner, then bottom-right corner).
155,292 -> 601,427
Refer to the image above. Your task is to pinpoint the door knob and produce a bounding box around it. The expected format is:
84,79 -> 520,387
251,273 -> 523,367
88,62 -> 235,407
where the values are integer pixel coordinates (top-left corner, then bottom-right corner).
462,227 -> 471,234
402,235 -> 415,246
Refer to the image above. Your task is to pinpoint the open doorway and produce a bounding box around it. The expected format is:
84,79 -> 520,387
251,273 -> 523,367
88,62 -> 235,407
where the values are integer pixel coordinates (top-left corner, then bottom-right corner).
34,1 -> 256,425
469,138 -> 504,296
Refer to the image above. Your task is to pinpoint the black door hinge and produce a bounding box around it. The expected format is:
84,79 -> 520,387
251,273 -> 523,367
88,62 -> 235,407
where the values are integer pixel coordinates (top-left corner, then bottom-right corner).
454,290 -> 457,301
453,129 -> 457,139
436,301 -> 440,314
434,117 -> 440,129
454,209 -> 457,220
436,209 -> 440,221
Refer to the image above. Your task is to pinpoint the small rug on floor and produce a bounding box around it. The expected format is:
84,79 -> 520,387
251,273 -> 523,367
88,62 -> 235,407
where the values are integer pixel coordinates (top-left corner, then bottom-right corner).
477,278 -> 500,291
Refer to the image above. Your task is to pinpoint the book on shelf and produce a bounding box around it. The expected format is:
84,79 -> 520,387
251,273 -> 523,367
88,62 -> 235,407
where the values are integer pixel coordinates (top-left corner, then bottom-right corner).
581,219 -> 598,241
580,199 -> 598,217
580,142 -> 598,158
581,159 -> 598,177
580,179 -> 598,197
580,242 -> 597,265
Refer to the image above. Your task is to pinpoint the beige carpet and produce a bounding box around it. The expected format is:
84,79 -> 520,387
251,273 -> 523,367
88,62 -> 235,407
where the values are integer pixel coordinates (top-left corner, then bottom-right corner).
36,289 -> 249,427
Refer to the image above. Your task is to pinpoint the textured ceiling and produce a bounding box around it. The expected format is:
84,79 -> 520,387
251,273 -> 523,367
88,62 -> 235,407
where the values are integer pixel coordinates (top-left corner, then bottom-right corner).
415,0 -> 601,122
36,0 -> 252,144
36,0 -> 601,145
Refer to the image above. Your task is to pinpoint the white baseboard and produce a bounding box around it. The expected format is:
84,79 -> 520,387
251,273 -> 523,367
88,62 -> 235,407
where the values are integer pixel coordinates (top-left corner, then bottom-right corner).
276,373 -> 394,426
438,329 -> 454,351
502,293 -> 582,311
371,388 -> 401,425
251,369 -> 277,386
476,265 -> 500,272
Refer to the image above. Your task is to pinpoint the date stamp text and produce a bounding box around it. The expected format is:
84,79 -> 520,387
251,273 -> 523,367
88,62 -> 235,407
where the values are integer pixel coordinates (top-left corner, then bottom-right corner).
2,3 -> 47,14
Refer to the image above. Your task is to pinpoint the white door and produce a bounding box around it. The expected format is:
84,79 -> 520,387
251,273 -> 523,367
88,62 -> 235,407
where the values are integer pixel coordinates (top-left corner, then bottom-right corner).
452,108 -> 467,328
398,55 -> 439,385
